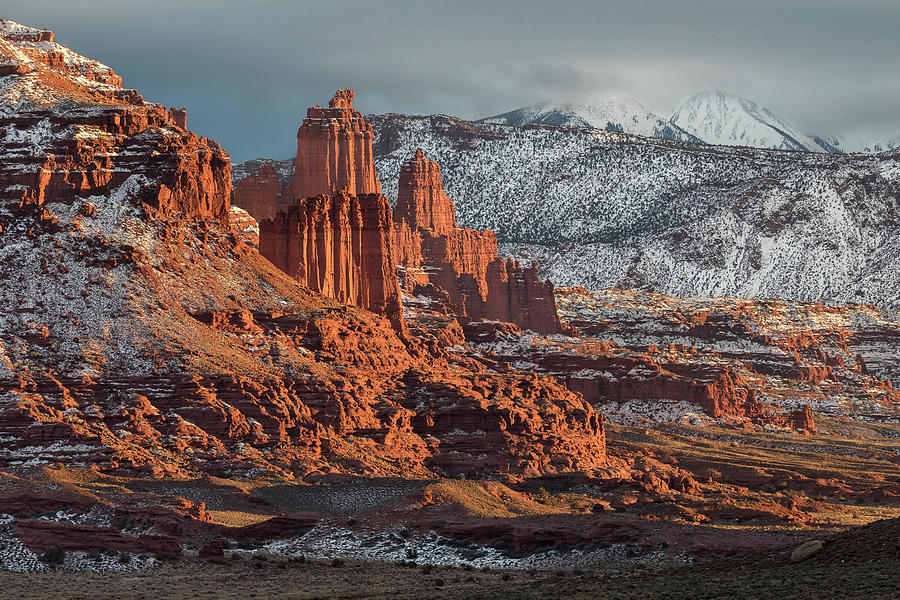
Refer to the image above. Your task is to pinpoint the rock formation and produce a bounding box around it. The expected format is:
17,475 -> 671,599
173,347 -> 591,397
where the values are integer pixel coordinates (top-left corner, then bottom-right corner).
254,91 -> 402,317
393,150 -> 568,334
233,164 -> 281,221
394,149 -> 456,234
0,18 -> 230,220
289,89 -> 381,201
0,26 -> 606,482
259,190 -> 401,314
252,100 -> 568,335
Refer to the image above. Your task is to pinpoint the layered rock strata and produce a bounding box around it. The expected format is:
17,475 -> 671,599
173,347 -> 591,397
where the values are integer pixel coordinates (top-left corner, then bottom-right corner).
0,19 -> 230,220
0,22 -> 607,480
259,190 -> 401,314
393,150 -> 567,334
289,89 -> 380,201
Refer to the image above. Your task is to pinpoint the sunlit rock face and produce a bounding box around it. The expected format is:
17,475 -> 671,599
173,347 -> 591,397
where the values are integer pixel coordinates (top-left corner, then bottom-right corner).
393,150 -> 567,335
289,89 -> 381,201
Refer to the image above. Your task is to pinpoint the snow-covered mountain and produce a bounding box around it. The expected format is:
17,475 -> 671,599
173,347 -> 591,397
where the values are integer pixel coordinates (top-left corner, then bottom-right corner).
480,90 -> 874,154
369,113 -> 900,307
481,94 -> 702,144
670,91 -> 828,152
813,133 -> 900,154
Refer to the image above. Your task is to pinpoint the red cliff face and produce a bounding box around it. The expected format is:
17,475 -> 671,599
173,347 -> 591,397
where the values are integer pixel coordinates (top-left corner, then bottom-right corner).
259,190 -> 400,315
393,151 -> 566,335
289,89 -> 381,201
0,21 -> 230,222
395,149 -> 456,234
233,164 -> 281,221
257,91 -> 401,318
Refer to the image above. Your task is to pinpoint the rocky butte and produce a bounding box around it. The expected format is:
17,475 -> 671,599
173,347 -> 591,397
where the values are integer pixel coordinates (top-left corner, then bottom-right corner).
0,20 -> 606,481
289,88 -> 380,201
393,149 -> 568,335
250,91 -> 568,334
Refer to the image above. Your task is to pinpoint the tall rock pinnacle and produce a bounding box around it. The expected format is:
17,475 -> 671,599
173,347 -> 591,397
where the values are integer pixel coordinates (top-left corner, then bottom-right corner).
260,90 -> 400,318
393,150 -> 568,335
395,149 -> 456,234
289,89 -> 381,201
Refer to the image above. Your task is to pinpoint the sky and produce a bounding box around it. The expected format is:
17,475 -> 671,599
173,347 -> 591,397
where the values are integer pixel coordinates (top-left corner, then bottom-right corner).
4,0 -> 899,161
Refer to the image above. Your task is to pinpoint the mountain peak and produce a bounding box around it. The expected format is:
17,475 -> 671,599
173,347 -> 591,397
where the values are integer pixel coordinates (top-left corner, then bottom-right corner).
671,90 -> 827,152
480,94 -> 701,143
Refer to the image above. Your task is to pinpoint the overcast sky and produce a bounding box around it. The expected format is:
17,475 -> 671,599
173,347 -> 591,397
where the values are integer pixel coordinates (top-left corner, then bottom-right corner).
5,0 -> 899,161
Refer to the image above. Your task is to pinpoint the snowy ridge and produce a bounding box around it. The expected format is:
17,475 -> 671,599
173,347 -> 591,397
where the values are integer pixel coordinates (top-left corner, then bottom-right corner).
670,91 -> 827,152
481,94 -> 701,144
369,113 -> 900,308
483,90 -> 898,155
0,17 -> 130,112
814,132 -> 900,155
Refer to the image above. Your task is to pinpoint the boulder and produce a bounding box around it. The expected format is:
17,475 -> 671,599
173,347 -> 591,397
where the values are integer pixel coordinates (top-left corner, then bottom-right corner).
790,539 -> 824,563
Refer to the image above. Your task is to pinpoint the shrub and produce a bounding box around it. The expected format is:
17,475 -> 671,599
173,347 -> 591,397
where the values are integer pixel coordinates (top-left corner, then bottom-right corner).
39,546 -> 65,566
331,558 -> 345,568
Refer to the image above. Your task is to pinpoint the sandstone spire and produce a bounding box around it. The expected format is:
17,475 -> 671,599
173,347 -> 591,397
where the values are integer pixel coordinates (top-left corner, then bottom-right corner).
289,89 -> 381,201
395,149 -> 456,234
392,150 -> 567,335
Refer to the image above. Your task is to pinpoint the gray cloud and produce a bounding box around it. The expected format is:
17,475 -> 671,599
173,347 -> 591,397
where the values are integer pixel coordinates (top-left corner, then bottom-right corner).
4,0 -> 898,160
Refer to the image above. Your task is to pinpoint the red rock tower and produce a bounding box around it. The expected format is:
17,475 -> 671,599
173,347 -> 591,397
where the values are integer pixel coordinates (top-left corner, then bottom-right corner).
289,89 -> 381,201
260,191 -> 400,314
395,149 -> 456,234
392,150 -> 567,335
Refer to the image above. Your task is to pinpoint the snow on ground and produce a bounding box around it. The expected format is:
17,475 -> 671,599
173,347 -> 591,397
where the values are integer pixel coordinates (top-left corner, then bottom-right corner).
370,114 -> 900,309
261,522 -> 687,571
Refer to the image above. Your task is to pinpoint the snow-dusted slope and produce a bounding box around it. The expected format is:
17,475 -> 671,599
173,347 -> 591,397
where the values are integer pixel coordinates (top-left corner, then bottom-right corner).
814,133 -> 900,154
482,94 -> 701,144
370,113 -> 900,308
671,91 -> 827,152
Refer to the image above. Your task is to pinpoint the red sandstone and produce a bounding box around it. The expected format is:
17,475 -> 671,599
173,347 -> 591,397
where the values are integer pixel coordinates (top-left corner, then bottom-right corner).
289,89 -> 381,201
259,191 -> 400,314
233,164 -> 281,221
393,150 -> 567,334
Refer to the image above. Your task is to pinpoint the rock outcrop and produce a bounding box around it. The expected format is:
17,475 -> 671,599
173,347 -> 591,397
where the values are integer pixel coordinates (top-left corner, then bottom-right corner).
546,287 -> 899,431
0,27 -> 607,482
252,100 -> 569,335
259,190 -> 401,314
0,19 -> 230,221
255,91 -> 402,317
289,89 -> 381,201
394,150 -> 456,234
393,150 -> 567,334
233,164 -> 282,221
